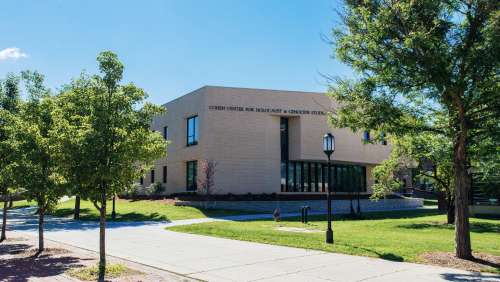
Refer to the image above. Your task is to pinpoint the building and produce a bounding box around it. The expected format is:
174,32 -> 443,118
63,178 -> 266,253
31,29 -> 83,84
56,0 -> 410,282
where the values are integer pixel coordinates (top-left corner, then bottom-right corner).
144,86 -> 392,196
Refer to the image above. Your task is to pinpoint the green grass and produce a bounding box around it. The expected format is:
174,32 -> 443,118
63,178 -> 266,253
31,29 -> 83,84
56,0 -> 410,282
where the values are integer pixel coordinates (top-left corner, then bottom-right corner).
51,198 -> 258,221
168,209 -> 500,273
1,200 -> 36,209
67,264 -> 137,281
423,199 -> 438,206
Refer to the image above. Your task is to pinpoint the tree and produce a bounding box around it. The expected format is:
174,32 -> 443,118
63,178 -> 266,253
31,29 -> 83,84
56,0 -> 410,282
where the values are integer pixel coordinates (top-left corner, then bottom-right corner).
329,0 -> 499,259
0,73 -> 22,242
52,74 -> 96,221
16,71 -> 66,252
55,51 -> 167,281
197,160 -> 218,208
372,132 -> 456,224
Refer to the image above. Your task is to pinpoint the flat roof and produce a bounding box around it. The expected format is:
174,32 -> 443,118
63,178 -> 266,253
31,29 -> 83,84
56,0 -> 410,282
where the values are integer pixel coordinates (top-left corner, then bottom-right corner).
162,85 -> 326,106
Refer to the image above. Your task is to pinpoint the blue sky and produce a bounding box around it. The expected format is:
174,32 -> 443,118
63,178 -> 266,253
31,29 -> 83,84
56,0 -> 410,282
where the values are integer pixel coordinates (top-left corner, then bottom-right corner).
0,0 -> 351,104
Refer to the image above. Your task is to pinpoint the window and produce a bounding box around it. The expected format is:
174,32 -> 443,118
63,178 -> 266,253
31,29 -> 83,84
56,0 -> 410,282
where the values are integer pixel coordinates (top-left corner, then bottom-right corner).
363,130 -> 370,142
186,115 -> 198,146
380,132 -> 387,145
280,161 -> 367,193
140,176 -> 144,185
163,126 -> 168,140
163,166 -> 167,183
186,161 -> 197,191
150,169 -> 155,183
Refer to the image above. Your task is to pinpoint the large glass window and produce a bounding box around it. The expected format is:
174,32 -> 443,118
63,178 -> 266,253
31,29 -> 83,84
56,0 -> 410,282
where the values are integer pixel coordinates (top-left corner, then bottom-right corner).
280,161 -> 367,193
186,116 -> 198,146
280,117 -> 289,161
186,161 -> 197,191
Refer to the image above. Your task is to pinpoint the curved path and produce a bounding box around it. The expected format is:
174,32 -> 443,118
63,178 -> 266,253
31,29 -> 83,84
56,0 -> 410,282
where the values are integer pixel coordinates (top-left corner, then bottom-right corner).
6,207 -> 500,282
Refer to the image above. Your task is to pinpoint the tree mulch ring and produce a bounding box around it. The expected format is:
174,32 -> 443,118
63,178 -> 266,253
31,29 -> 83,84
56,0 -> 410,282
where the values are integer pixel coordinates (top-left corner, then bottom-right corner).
420,252 -> 500,273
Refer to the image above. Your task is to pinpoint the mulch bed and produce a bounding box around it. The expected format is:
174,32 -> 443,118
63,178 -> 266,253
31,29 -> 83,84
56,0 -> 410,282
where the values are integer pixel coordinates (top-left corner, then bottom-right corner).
420,252 -> 500,273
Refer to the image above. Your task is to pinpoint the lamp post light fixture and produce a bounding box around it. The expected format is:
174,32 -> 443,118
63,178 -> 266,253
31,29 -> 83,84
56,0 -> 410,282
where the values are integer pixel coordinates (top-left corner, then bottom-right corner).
323,133 -> 335,244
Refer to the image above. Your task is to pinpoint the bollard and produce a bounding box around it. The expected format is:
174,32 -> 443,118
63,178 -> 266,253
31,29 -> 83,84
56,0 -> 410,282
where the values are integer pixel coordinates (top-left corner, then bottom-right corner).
304,206 -> 311,223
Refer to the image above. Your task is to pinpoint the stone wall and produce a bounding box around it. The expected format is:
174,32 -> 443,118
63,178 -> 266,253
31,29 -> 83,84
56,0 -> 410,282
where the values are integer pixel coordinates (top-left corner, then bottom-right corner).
175,198 -> 424,214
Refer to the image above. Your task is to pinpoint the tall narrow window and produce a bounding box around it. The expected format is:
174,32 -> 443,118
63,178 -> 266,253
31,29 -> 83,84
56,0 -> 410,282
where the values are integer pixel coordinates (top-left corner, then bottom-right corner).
186,161 -> 197,191
363,130 -> 370,142
162,166 -> 167,183
380,132 -> 387,145
163,126 -> 168,140
150,169 -> 155,183
140,176 -> 144,185
187,115 -> 198,146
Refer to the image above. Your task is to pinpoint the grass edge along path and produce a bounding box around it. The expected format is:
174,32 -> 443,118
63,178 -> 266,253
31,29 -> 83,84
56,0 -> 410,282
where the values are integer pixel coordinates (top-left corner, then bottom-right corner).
167,209 -> 500,274
50,198 -> 259,221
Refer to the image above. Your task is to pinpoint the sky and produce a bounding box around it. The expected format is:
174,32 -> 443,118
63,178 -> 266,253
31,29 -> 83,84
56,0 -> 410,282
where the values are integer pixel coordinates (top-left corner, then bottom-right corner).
0,0 -> 352,105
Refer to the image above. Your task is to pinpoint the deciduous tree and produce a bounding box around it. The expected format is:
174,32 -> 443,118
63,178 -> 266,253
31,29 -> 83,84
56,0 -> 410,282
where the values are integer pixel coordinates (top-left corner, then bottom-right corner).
55,51 -> 167,281
329,0 -> 499,259
17,71 -> 65,252
0,73 -> 22,242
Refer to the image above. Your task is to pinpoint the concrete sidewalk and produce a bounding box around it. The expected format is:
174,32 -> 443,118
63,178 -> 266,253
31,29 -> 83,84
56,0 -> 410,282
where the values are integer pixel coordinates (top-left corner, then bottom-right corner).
7,208 -> 500,282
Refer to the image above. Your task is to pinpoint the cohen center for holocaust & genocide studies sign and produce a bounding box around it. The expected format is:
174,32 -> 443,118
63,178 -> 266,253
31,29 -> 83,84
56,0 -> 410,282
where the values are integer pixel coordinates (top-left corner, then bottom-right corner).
208,105 -> 326,116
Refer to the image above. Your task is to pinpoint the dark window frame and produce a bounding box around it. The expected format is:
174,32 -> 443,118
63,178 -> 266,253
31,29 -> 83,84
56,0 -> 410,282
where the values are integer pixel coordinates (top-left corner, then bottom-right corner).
151,169 -> 155,183
363,130 -> 370,142
186,161 -> 197,191
163,166 -> 167,183
186,115 -> 199,146
163,126 -> 168,140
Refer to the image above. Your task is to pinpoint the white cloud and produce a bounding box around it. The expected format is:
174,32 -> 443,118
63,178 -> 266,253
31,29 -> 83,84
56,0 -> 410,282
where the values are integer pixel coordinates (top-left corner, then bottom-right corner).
0,47 -> 28,61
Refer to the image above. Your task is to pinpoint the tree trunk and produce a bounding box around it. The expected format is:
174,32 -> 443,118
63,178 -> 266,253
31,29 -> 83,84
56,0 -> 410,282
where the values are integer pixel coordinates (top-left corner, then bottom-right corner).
98,188 -> 107,282
38,206 -> 45,252
74,196 -> 81,220
454,118 -> 472,259
8,196 -> 13,208
1,200 -> 8,242
447,201 -> 455,224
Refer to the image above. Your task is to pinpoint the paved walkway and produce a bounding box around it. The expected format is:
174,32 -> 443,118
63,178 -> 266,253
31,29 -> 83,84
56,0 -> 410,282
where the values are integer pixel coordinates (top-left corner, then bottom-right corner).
6,208 -> 500,282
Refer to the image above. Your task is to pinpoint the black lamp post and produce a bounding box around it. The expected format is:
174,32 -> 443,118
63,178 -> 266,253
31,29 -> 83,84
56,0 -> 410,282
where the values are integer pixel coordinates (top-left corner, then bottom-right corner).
323,133 -> 335,244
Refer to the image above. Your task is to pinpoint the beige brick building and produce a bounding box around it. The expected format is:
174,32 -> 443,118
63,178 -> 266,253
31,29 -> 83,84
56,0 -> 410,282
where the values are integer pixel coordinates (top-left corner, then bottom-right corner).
143,86 -> 391,195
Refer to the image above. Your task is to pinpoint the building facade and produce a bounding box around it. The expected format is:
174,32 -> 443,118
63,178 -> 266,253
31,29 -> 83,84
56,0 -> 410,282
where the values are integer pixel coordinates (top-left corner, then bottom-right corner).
144,86 -> 392,195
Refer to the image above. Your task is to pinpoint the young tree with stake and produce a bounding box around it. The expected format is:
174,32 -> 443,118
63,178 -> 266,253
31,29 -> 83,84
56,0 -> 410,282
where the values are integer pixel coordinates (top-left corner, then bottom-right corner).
56,51 -> 167,281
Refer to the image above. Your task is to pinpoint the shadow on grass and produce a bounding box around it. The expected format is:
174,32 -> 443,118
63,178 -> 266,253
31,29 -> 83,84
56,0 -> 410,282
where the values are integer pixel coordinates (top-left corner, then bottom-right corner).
281,209 -> 442,223
397,222 -> 500,234
337,243 -> 405,262
50,208 -> 170,222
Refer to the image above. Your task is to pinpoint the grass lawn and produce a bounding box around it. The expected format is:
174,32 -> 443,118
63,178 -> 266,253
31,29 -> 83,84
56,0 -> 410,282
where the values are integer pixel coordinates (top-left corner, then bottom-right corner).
168,209 -> 500,273
423,199 -> 438,206
50,198 -> 258,221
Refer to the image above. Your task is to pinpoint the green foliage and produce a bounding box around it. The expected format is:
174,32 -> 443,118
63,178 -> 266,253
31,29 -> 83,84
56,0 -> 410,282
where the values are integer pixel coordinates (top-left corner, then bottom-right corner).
371,130 -> 455,200
329,0 -> 499,257
0,74 -> 22,200
54,51 -> 167,205
371,156 -> 402,199
329,0 -> 499,140
15,71 -> 66,211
